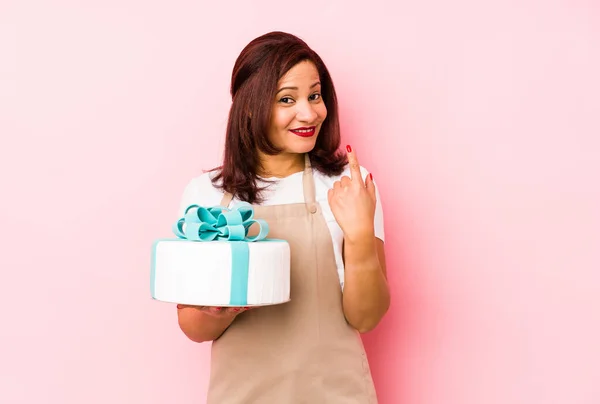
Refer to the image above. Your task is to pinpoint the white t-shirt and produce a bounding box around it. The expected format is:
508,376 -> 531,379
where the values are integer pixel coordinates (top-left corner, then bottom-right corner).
177,164 -> 385,289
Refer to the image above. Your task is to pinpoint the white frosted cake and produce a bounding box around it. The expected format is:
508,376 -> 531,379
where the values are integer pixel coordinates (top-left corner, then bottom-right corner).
150,202 -> 291,307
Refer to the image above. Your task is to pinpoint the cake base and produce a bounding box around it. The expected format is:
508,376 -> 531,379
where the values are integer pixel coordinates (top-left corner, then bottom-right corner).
151,238 -> 291,307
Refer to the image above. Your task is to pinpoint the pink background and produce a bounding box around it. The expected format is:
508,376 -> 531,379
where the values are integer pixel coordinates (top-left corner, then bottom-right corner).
1,1 -> 599,403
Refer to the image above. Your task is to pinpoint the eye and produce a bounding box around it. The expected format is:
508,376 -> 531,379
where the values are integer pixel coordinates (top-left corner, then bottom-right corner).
309,93 -> 322,101
279,97 -> 294,104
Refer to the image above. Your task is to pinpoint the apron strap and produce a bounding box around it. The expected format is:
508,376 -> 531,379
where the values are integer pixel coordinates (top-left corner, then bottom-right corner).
303,153 -> 318,214
219,153 -> 317,213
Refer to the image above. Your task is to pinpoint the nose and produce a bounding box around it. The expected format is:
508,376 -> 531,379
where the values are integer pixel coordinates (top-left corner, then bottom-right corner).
296,100 -> 318,123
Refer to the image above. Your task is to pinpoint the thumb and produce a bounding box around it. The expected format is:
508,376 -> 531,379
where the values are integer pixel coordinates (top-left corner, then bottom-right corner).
365,172 -> 376,200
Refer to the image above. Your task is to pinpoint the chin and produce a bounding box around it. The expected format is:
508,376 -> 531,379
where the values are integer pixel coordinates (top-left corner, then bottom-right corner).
290,138 -> 317,154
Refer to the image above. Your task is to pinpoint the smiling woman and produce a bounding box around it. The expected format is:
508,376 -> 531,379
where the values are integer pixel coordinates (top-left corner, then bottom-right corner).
173,31 -> 389,403
266,61 -> 328,166
211,32 -> 347,203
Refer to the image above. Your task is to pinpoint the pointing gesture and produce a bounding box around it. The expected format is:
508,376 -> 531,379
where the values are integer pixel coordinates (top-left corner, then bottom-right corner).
327,145 -> 377,243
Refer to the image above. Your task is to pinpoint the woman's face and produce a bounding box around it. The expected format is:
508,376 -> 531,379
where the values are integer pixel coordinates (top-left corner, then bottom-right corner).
268,60 -> 327,154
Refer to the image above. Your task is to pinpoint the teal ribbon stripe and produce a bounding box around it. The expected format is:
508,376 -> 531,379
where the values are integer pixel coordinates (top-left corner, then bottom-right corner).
152,202 -> 270,306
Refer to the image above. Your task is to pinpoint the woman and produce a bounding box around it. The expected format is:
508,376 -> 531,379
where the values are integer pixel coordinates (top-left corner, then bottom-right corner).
176,31 -> 390,403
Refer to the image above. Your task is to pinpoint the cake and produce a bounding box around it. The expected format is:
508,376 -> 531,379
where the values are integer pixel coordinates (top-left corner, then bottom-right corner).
150,202 -> 291,307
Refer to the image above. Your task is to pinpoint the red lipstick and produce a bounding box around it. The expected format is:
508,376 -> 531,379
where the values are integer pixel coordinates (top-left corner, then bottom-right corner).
290,126 -> 316,137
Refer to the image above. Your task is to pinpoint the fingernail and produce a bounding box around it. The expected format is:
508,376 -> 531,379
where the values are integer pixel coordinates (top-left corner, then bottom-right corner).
346,145 -> 352,153
369,173 -> 373,181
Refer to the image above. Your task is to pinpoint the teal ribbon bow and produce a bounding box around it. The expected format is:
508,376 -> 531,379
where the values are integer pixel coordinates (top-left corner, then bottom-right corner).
172,202 -> 269,306
173,202 -> 269,242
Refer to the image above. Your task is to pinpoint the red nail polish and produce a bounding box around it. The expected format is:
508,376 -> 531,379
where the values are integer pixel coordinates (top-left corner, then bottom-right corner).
369,173 -> 373,181
346,145 -> 352,153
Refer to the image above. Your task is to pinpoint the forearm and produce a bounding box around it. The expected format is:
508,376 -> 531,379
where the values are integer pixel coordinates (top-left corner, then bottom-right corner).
342,236 -> 390,333
177,308 -> 236,343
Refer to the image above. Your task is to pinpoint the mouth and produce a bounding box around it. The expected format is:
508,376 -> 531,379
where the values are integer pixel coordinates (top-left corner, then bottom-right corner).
289,126 -> 316,138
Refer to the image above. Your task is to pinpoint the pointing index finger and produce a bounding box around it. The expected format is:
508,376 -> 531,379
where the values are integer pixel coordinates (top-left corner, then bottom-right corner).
346,144 -> 364,184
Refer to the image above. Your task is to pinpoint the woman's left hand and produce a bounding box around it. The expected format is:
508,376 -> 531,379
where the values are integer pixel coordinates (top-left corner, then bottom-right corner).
328,146 -> 377,243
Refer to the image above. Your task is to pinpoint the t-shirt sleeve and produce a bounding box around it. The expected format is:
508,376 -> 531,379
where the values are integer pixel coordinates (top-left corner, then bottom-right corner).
358,166 -> 385,242
176,174 -> 224,218
373,178 -> 385,242
177,178 -> 202,217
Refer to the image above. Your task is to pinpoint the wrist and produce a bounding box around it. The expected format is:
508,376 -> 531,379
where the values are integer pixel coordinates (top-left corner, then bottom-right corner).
343,235 -> 379,269
344,232 -> 376,250
343,227 -> 375,245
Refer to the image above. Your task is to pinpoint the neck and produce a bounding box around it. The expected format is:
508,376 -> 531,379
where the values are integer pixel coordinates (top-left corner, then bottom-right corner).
257,152 -> 305,178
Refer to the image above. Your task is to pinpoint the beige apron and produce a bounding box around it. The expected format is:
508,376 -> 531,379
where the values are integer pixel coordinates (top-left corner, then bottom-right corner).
207,154 -> 378,404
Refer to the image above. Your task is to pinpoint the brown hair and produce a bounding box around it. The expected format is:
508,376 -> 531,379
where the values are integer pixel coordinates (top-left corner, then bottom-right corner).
210,31 -> 347,204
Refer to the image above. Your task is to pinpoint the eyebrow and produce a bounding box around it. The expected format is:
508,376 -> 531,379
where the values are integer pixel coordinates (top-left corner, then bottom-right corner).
276,81 -> 321,94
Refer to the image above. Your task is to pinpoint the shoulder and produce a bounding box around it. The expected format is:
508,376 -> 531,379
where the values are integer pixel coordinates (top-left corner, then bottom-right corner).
184,170 -> 221,192
178,171 -> 225,215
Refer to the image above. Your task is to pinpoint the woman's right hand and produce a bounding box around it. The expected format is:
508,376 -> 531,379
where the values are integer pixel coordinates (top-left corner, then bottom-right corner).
176,305 -> 254,342
176,304 -> 252,319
